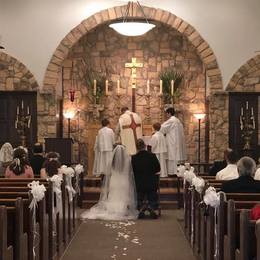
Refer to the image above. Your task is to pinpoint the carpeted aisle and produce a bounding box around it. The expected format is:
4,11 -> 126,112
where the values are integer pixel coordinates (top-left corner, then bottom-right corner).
61,210 -> 195,260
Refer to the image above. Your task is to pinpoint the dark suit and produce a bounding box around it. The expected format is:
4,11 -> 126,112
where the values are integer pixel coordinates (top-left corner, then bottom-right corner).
209,160 -> 227,176
131,150 -> 161,210
221,175 -> 260,193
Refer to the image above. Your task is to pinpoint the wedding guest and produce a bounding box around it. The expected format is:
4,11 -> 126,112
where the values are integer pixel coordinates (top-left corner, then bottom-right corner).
40,151 -> 61,179
221,156 -> 260,193
5,147 -> 34,178
0,142 -> 13,176
30,142 -> 45,177
215,148 -> 238,180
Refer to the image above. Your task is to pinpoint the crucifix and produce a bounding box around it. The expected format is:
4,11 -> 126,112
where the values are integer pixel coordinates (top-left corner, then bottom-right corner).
125,57 -> 143,112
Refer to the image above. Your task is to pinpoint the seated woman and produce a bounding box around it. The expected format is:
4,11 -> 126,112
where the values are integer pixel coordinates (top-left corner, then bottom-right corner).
0,142 -> 14,176
81,145 -> 138,221
5,147 -> 34,178
40,151 -> 61,179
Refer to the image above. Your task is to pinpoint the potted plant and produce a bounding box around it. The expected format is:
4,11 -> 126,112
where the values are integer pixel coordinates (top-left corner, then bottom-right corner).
159,68 -> 183,104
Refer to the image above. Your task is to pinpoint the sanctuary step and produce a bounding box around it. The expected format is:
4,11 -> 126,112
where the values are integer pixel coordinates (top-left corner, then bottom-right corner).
81,176 -> 183,209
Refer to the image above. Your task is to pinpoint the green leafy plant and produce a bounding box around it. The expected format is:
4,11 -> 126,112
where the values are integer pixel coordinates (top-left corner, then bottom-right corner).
159,68 -> 183,104
84,68 -> 107,104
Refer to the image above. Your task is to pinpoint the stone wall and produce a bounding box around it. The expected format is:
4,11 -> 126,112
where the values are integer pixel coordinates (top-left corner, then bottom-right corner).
61,22 -> 206,163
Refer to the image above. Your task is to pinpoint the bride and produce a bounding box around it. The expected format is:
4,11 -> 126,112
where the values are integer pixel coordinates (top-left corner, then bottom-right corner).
81,145 -> 138,221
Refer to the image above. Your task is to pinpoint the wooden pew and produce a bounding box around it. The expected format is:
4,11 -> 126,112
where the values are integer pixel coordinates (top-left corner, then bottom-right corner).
0,176 -> 79,260
0,206 -> 13,260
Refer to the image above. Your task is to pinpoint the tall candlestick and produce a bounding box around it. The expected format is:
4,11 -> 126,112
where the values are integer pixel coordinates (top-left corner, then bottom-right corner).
241,107 -> 244,116
93,80 -> 97,96
21,100 -> 24,109
117,80 -> 120,95
16,106 -> 19,115
105,80 -> 108,95
27,106 -> 30,115
159,80 -> 162,95
246,101 -> 248,109
171,80 -> 174,96
251,107 -> 254,116
147,80 -> 150,95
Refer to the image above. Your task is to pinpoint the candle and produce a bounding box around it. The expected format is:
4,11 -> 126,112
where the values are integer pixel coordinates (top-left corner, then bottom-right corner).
21,100 -> 24,109
171,80 -> 174,96
246,101 -> 248,109
28,116 -> 31,128
117,80 -> 120,95
15,120 -> 17,129
147,80 -> 150,95
27,106 -> 30,115
93,80 -> 97,96
16,106 -> 19,115
251,107 -> 254,116
159,80 -> 163,95
105,80 -> 108,95
241,107 -> 244,116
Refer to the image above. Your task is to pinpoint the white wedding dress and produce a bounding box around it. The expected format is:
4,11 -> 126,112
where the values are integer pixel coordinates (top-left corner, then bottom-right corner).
81,145 -> 138,221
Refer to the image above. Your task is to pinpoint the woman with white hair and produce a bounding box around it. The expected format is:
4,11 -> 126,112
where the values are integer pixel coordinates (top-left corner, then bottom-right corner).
221,156 -> 260,193
0,142 -> 13,176
81,145 -> 138,220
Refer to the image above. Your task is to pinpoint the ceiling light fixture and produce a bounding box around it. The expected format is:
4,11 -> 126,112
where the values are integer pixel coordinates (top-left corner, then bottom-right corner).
109,1 -> 155,37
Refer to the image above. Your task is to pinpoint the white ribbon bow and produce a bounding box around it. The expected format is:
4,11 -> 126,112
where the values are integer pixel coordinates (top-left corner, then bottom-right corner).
74,164 -> 84,195
28,181 -> 46,258
184,167 -> 196,183
192,177 -> 205,194
60,165 -> 76,202
177,165 -> 186,177
203,186 -> 220,208
49,175 -> 63,214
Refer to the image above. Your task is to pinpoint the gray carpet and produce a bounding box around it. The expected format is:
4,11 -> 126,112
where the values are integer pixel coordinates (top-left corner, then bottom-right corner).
61,210 -> 195,260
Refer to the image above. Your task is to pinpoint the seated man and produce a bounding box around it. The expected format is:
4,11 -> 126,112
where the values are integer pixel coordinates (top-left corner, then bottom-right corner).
131,139 -> 161,219
221,156 -> 260,193
216,148 -> 238,180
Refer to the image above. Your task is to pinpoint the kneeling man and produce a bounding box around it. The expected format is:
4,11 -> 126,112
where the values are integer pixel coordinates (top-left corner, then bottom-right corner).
131,139 -> 161,219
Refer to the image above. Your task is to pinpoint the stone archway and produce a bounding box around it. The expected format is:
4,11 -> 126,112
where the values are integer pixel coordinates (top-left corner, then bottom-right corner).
0,52 -> 39,91
226,54 -> 260,92
42,4 -> 222,93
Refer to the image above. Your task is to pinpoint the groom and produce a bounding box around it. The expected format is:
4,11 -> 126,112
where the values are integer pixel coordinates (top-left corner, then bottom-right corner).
131,139 -> 161,219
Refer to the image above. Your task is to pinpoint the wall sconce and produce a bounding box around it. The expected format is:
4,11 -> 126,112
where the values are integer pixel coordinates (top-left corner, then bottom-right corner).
194,113 -> 206,167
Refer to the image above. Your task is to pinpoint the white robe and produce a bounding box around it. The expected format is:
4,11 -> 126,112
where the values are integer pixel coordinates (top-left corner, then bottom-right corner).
115,110 -> 142,155
93,127 -> 115,176
150,131 -> 168,177
160,116 -> 187,175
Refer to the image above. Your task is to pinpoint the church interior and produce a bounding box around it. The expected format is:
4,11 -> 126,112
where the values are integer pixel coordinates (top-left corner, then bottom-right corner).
0,0 -> 260,259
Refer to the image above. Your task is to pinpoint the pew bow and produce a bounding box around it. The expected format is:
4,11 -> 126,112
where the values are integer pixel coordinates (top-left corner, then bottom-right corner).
60,165 -> 76,202
184,167 -> 196,183
74,164 -> 84,195
203,186 -> 220,208
177,165 -> 186,177
192,177 -> 205,194
49,175 -> 63,214
28,181 -> 46,259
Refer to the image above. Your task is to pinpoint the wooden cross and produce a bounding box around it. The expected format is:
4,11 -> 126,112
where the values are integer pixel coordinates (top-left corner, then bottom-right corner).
125,57 -> 143,112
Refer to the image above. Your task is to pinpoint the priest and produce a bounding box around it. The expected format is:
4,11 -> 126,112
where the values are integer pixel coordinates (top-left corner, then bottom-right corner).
115,106 -> 142,155
160,107 -> 187,176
